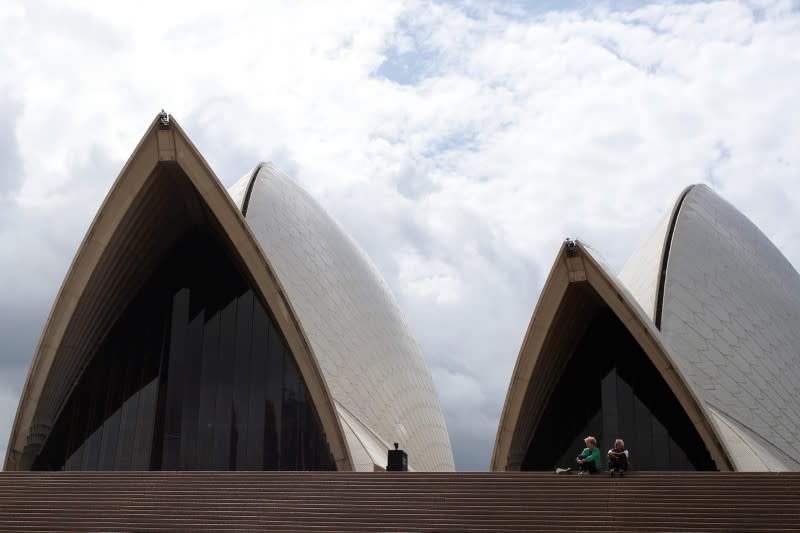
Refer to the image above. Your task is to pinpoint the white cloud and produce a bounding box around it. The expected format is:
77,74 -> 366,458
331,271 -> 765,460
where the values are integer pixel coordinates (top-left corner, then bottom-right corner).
1,0 -> 799,469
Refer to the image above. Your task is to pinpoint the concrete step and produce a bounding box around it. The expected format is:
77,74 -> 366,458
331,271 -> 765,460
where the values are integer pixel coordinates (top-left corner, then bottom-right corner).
0,471 -> 798,532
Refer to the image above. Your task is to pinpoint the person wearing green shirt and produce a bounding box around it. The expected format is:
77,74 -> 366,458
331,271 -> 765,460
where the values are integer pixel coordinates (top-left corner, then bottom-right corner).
576,436 -> 601,474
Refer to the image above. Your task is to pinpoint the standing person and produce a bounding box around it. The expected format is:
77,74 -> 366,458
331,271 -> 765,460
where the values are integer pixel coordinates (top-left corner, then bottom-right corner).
576,436 -> 601,474
607,438 -> 629,476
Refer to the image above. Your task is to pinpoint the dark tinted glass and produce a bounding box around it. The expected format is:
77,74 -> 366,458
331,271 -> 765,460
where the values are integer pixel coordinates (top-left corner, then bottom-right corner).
33,228 -> 335,471
522,308 -> 716,471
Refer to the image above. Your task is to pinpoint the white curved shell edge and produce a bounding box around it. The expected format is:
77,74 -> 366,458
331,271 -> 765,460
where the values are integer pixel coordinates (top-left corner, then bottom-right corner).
228,164 -> 455,472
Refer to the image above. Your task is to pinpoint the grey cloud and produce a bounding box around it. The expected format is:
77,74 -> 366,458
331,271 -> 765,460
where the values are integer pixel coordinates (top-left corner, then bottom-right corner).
0,96 -> 23,206
395,162 -> 439,201
0,97 -> 41,429
450,426 -> 499,471
0,304 -> 45,393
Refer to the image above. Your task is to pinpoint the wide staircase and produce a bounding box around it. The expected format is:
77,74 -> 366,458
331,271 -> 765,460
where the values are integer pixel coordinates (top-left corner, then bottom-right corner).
0,471 -> 798,532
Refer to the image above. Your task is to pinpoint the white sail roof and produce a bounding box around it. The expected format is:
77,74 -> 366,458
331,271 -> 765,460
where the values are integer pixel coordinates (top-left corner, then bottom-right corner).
229,163 -> 455,472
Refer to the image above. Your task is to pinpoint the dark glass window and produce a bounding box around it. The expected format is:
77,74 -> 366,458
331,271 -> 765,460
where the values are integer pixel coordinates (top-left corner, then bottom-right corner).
522,308 -> 716,471
33,228 -> 335,471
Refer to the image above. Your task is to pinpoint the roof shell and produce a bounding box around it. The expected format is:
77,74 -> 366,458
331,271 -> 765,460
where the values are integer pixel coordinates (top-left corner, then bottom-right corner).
491,239 -> 732,471
655,185 -> 800,471
4,116 -> 351,471
229,164 -> 455,472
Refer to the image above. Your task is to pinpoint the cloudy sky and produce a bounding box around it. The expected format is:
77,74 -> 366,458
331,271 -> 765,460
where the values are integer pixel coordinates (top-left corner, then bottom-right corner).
1,0 -> 799,470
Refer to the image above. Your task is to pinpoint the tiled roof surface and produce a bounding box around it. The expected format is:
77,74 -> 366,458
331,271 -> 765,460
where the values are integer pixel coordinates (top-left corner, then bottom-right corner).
229,164 -> 455,472
631,185 -> 800,471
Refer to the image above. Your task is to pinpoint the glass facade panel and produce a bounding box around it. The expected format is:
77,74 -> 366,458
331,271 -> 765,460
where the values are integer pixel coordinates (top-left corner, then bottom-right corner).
522,308 -> 716,471
264,321 -> 283,469
33,228 -> 335,471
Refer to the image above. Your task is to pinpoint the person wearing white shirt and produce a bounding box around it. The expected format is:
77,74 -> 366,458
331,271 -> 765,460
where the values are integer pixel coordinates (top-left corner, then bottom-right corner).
607,439 -> 629,476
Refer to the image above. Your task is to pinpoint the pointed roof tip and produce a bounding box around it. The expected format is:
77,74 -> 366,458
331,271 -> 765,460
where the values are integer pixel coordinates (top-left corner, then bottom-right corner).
250,162 -> 286,181
157,109 -> 171,129
684,182 -> 732,201
253,161 -> 270,176
677,183 -> 701,199
255,161 -> 292,180
240,162 -> 287,216
248,162 -> 308,190
562,239 -> 612,269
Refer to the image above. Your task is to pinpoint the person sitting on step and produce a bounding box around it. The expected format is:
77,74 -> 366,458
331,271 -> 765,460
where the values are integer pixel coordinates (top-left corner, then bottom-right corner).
607,438 -> 629,476
576,436 -> 601,475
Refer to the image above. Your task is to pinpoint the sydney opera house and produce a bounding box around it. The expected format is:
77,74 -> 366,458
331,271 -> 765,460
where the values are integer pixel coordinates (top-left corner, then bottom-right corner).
492,184 -> 800,473
3,112 -> 454,474
1,112 -> 799,530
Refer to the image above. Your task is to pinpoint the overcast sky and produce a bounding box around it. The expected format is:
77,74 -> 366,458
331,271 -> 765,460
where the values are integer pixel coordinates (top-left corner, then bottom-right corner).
1,0 -> 799,470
